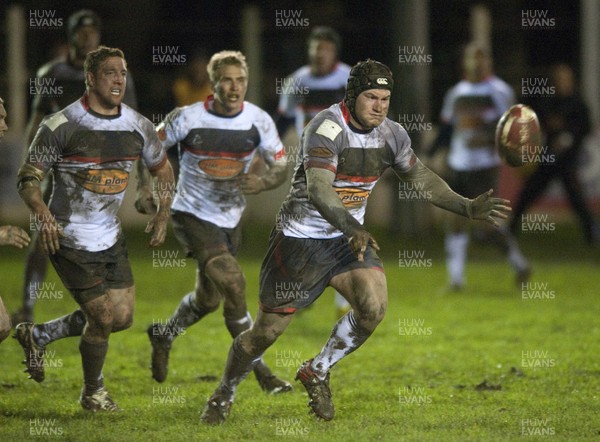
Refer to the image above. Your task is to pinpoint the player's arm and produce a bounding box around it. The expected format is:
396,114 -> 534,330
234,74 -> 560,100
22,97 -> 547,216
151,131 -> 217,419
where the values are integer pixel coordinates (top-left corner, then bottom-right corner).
17,163 -> 61,254
135,159 -> 157,214
395,158 -> 511,227
239,162 -> 287,195
306,167 -> 379,261
144,159 -> 174,247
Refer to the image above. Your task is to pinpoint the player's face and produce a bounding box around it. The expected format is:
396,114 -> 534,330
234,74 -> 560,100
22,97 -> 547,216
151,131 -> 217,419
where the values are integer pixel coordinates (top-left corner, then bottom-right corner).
86,56 -> 127,114
463,48 -> 492,82
213,64 -> 247,116
0,101 -> 7,141
72,25 -> 101,60
352,89 -> 390,130
308,39 -> 337,76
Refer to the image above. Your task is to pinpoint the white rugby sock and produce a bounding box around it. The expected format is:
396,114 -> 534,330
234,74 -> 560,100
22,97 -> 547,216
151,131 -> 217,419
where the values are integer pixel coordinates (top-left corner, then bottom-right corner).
334,291 -> 350,309
311,311 -> 370,379
445,232 -> 469,286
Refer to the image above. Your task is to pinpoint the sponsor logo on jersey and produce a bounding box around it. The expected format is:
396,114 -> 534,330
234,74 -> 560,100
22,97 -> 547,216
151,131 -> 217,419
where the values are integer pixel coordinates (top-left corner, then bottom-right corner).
335,187 -> 370,208
74,169 -> 129,194
198,159 -> 245,180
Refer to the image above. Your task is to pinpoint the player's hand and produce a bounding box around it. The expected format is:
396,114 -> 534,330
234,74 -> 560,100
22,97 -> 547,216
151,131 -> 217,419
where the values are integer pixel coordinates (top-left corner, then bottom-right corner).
239,174 -> 265,195
145,209 -> 170,247
469,189 -> 511,227
0,225 -> 31,249
348,229 -> 380,262
34,210 -> 63,254
135,186 -> 158,215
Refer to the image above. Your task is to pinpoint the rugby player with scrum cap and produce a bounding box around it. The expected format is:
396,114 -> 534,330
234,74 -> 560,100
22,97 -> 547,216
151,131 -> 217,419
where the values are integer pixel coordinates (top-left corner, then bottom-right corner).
14,46 -> 174,411
144,51 -> 291,393
200,59 -> 511,424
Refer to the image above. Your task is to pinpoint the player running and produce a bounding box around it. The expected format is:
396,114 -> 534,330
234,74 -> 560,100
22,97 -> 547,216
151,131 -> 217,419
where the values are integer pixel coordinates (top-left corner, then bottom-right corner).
12,9 -> 138,325
143,51 -> 291,393
14,46 -> 174,411
429,42 -> 530,290
200,59 -> 511,424
276,26 -> 352,318
0,97 -> 31,343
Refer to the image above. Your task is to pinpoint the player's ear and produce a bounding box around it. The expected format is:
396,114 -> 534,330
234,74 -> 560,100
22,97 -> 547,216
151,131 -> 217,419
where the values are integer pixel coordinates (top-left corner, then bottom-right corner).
86,71 -> 95,88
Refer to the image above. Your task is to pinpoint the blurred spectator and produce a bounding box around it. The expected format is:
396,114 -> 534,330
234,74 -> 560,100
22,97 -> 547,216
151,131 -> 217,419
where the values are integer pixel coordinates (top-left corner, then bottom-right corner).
510,64 -> 599,245
172,50 -> 212,106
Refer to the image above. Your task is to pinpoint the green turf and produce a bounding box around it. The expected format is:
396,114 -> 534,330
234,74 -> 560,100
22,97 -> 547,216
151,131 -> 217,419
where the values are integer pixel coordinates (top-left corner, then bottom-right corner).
0,224 -> 598,441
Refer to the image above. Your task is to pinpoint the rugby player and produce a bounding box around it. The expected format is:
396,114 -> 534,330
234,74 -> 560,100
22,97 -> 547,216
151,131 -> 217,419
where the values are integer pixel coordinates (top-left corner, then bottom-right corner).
144,51 -> 291,393
200,59 -> 511,424
0,97 -> 31,343
14,46 -> 174,411
12,9 -> 138,325
429,42 -> 530,290
276,26 -> 352,317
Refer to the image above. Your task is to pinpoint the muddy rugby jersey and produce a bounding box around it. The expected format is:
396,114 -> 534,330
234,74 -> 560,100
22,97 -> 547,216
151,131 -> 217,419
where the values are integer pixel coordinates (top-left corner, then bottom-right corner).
279,101 -> 416,239
157,96 -> 285,228
26,95 -> 166,251
440,76 -> 514,171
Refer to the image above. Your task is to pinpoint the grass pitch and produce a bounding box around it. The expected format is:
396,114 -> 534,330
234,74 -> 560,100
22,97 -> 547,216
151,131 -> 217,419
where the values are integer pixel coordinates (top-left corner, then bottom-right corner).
0,223 -> 599,441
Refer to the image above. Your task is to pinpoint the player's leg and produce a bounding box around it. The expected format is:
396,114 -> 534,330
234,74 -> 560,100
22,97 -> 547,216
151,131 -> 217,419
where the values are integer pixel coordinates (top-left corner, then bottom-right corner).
560,164 -> 600,244
333,291 -> 351,318
147,212 -> 223,381
445,213 -> 470,290
472,168 -> 530,285
209,244 -> 292,394
290,267 -> 386,421
148,264 -> 219,382
201,309 -> 295,425
443,169 -> 471,290
77,286 -> 128,412
0,296 -> 11,343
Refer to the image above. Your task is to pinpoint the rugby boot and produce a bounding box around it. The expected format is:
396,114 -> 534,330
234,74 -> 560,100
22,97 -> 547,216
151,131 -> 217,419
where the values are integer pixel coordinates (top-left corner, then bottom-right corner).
13,322 -> 45,382
295,359 -> 334,421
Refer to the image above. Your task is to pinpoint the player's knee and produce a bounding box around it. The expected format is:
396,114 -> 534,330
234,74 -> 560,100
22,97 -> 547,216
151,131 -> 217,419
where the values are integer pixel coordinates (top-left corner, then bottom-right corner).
112,309 -> 134,332
205,254 -> 246,296
192,289 -> 221,313
356,301 -> 386,330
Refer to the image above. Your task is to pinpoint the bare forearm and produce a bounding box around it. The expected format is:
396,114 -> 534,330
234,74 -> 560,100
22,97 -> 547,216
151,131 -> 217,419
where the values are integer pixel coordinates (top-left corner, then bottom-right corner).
398,159 -> 472,218
260,163 -> 287,190
149,161 -> 175,213
307,171 -> 364,236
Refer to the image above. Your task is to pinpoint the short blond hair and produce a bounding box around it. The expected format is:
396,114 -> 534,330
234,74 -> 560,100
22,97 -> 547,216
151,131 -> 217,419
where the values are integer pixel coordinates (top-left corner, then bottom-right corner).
207,50 -> 248,84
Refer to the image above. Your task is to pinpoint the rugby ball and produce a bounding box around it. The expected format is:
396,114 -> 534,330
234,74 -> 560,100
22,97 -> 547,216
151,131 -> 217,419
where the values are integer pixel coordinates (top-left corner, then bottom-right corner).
495,104 -> 541,167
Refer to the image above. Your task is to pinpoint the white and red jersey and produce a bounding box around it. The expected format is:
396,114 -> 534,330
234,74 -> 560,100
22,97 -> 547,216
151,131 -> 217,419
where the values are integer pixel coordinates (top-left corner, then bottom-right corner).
158,96 -> 286,228
26,95 -> 167,251
279,102 -> 416,239
441,76 -> 515,171
277,63 -> 351,138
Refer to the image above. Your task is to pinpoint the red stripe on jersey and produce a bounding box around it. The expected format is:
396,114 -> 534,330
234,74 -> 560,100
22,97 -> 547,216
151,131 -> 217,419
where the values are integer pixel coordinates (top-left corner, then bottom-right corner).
259,303 -> 297,314
64,155 -> 140,164
336,173 -> 379,183
182,145 -> 254,159
340,100 -> 351,123
409,152 -> 417,168
80,94 -> 90,111
147,153 -> 168,172
274,147 -> 286,161
305,160 -> 337,174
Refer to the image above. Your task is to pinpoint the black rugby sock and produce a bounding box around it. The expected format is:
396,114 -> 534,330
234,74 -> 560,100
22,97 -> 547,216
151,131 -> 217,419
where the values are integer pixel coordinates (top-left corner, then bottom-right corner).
79,338 -> 108,395
225,312 -> 273,380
